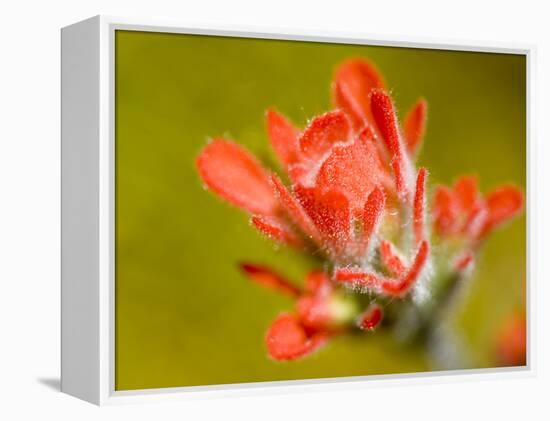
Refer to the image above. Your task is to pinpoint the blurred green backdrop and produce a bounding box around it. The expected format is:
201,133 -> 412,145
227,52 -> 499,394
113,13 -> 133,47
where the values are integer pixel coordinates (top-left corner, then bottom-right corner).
115,30 -> 526,390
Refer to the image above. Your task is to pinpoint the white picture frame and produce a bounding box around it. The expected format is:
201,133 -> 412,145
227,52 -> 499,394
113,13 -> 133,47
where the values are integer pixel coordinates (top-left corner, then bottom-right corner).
61,15 -> 535,406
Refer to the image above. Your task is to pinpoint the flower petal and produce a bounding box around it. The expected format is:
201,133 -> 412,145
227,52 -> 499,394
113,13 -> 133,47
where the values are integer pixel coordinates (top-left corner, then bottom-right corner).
454,177 -> 487,238
360,186 -> 386,255
299,110 -> 352,161
334,267 -> 383,288
196,139 -> 277,215
381,241 -> 429,297
295,186 -> 351,257
332,58 -> 385,129
316,132 -> 386,216
266,109 -> 300,166
370,90 -> 412,201
432,185 -> 459,236
265,313 -> 329,361
484,185 -> 524,230
403,98 -> 427,156
270,174 -> 323,245
358,303 -> 383,331
240,263 -> 302,298
380,240 -> 406,276
251,215 -> 303,247
454,176 -> 480,214
413,168 -> 427,246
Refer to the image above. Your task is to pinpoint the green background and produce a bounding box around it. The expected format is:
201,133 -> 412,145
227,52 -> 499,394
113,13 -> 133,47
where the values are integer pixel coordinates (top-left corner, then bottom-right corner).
115,30 -> 526,390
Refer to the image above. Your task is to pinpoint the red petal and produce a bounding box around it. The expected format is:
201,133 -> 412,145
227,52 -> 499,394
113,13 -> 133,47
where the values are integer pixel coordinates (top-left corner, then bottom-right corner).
432,186 -> 459,236
266,109 -> 300,166
270,174 -> 322,244
295,186 -> 351,256
370,90 -> 411,201
382,241 -> 429,297
484,185 -> 524,231
197,139 -> 277,215
358,303 -> 383,331
240,263 -> 302,298
380,240 -> 406,276
265,313 -> 329,361
316,132 -> 386,216
332,58 -> 385,129
334,267 -> 383,288
403,98 -> 427,156
360,186 -> 386,255
251,215 -> 303,247
370,90 -> 402,158
299,110 -> 352,161
454,176 -> 480,214
413,168 -> 427,246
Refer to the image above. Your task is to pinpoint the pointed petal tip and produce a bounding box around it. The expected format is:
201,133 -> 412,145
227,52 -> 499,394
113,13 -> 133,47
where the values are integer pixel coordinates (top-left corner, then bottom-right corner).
478,185 -> 524,239
358,303 -> 383,331
332,59 -> 386,129
370,90 -> 412,201
454,175 -> 480,212
299,110 -> 352,160
240,262 -> 301,298
266,108 -> 300,166
411,97 -> 428,140
487,185 -> 524,223
251,215 -> 303,248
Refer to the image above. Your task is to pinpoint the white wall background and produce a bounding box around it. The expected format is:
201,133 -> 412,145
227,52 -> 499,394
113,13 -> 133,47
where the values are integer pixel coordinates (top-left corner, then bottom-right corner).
0,0 -> 548,419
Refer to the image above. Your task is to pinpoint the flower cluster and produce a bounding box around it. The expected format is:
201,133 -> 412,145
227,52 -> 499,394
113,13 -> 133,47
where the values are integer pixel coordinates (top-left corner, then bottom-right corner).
196,58 -> 524,361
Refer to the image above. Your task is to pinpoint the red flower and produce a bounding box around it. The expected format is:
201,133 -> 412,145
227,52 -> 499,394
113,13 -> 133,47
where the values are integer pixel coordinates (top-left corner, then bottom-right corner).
241,264 -> 376,360
196,57 -> 525,362
197,59 -> 429,273
432,176 -> 523,243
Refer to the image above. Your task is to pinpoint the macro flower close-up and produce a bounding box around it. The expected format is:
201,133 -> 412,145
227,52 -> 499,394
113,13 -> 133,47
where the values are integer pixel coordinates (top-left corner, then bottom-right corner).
196,58 -> 524,362
113,31 -> 527,390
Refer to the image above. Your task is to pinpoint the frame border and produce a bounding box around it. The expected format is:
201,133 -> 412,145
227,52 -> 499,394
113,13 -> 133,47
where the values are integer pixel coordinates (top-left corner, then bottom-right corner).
81,14 -> 535,405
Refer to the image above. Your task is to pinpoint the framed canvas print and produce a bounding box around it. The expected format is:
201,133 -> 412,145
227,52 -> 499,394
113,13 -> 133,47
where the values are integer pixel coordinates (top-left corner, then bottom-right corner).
61,16 -> 532,405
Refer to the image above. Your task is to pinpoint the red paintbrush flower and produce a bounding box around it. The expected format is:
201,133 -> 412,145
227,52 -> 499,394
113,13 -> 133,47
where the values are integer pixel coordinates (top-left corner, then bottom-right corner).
196,57 -> 524,361
432,176 -> 523,243
197,59 -> 429,273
